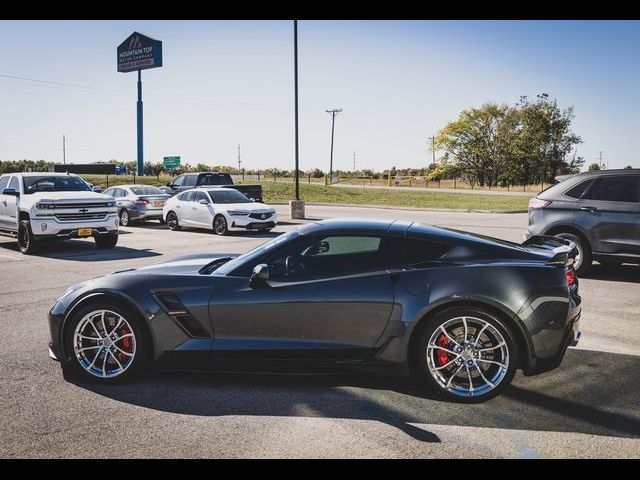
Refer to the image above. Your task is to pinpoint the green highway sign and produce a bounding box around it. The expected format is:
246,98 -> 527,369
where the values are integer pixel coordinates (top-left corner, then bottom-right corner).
163,156 -> 181,169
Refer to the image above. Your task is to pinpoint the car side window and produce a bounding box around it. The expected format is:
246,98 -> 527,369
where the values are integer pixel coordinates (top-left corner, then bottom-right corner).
564,179 -> 595,199
0,176 -> 9,193
184,175 -> 197,187
179,191 -> 193,202
267,235 -> 383,279
8,177 -> 19,191
383,237 -> 451,268
103,188 -> 114,196
194,191 -> 208,202
172,175 -> 185,187
582,176 -> 640,203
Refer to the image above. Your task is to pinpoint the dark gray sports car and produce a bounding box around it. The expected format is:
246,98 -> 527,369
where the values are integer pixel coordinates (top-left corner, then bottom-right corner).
48,219 -> 581,402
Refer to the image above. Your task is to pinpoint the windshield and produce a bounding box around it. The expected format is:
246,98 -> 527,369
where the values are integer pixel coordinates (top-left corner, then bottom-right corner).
215,230 -> 300,276
131,186 -> 164,195
23,175 -> 92,194
208,189 -> 252,204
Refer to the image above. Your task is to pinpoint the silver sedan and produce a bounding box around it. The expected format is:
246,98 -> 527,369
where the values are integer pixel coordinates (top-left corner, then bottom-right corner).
103,185 -> 171,226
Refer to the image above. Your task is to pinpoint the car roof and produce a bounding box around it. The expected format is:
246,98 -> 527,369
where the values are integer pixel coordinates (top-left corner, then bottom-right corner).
576,168 -> 639,177
109,184 -> 162,189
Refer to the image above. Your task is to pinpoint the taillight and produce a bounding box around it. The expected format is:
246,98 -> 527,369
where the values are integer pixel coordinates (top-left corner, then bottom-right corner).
135,199 -> 150,205
566,268 -> 576,288
528,197 -> 551,209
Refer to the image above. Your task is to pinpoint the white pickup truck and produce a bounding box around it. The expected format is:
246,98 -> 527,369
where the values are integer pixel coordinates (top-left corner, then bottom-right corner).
0,172 -> 119,254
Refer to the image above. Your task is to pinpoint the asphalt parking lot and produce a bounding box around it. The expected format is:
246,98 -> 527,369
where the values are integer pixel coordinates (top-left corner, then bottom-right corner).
0,204 -> 638,458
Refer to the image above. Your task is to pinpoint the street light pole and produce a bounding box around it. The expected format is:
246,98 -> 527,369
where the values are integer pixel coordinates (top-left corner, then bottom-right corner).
289,20 -> 305,219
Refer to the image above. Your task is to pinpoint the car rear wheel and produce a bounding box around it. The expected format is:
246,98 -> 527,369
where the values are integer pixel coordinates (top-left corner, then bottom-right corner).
17,220 -> 39,255
555,232 -> 591,275
166,211 -> 181,231
213,215 -> 228,236
119,209 -> 130,227
414,307 -> 518,403
62,303 -> 148,384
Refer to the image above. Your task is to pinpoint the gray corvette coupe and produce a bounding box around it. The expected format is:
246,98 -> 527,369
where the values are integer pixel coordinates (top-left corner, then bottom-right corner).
48,219 -> 581,402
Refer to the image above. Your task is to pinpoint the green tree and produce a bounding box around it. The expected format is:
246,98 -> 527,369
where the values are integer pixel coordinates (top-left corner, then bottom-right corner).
588,163 -> 601,171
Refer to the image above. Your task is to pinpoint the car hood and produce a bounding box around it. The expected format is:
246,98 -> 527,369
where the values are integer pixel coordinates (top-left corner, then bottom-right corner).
113,253 -> 239,276
24,191 -> 115,202
218,202 -> 274,212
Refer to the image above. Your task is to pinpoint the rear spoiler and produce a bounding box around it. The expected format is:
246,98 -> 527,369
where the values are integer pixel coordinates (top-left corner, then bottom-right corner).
522,235 -> 577,267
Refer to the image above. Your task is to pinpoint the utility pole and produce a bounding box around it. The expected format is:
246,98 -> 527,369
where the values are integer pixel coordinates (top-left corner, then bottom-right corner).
353,151 -> 356,172
288,19 -> 305,219
237,144 -> 242,172
430,136 -> 436,165
326,108 -> 342,181
599,151 -> 603,170
62,134 -> 66,164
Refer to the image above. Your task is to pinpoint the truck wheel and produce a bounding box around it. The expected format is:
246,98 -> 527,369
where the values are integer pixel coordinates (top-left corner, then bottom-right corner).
17,220 -> 39,255
95,233 -> 118,249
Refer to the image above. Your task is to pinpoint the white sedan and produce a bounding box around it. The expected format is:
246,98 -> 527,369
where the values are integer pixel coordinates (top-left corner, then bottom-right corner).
162,187 -> 278,235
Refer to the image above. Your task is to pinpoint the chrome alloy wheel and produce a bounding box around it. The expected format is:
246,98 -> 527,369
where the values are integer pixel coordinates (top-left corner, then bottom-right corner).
426,316 -> 509,398
72,310 -> 136,378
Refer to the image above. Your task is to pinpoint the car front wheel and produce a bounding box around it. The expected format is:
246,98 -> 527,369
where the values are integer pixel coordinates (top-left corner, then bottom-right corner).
414,307 -> 518,403
213,215 -> 228,235
62,303 -> 148,383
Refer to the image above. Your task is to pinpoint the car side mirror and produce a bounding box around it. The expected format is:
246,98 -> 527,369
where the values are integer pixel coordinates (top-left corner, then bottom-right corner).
250,263 -> 270,288
198,198 -> 209,205
166,182 -> 173,187
92,186 -> 102,193
2,188 -> 19,197
317,241 -> 330,254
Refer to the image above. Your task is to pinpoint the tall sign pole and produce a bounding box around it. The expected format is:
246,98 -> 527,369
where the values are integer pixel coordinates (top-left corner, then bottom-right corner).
137,69 -> 144,175
117,31 -> 163,177
294,20 -> 300,201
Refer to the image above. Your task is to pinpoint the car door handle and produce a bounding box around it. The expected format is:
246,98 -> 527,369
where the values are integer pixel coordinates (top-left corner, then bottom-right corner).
580,206 -> 597,212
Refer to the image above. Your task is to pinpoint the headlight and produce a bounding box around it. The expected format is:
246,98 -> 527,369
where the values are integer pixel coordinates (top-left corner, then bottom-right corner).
106,201 -> 116,208
36,202 -> 55,210
227,210 -> 250,216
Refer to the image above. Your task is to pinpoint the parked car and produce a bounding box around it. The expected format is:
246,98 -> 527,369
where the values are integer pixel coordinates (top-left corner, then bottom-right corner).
160,172 -> 263,203
48,218 -> 580,403
525,168 -> 640,274
162,187 -> 277,235
103,185 -> 171,226
0,172 -> 119,254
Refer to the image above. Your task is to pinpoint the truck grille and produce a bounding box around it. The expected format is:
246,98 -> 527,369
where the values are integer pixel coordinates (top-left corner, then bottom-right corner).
54,212 -> 109,222
52,202 -> 113,209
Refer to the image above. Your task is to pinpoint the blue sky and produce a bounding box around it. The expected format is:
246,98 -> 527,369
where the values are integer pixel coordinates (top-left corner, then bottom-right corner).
0,20 -> 638,171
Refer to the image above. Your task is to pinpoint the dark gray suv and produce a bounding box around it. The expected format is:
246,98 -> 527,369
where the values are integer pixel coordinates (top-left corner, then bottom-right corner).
525,169 -> 640,274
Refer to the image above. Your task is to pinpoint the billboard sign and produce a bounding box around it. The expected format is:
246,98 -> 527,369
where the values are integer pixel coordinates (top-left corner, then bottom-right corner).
117,32 -> 163,73
163,156 -> 181,169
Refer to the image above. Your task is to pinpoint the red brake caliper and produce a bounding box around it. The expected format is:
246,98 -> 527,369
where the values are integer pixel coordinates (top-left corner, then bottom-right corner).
436,333 -> 450,366
118,326 -> 132,363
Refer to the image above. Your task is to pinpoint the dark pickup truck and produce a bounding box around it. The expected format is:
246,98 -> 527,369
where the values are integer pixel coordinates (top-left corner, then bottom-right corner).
160,172 -> 263,202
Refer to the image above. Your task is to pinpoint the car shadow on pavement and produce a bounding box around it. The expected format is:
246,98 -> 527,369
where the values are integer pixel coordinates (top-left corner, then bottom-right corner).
582,263 -> 640,283
75,348 -> 640,443
0,239 -> 161,261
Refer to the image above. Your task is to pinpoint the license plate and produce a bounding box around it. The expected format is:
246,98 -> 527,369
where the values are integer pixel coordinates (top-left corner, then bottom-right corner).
154,200 -> 164,207
78,228 -> 92,237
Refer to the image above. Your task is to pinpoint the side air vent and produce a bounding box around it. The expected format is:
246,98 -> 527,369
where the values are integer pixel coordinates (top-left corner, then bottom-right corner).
154,292 -> 210,338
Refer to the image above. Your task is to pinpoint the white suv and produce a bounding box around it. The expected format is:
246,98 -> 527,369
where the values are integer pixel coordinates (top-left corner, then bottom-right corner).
0,172 -> 119,254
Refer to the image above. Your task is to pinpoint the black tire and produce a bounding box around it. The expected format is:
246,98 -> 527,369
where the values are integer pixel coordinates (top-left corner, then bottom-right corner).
119,209 -> 130,227
555,232 -> 592,276
17,220 -> 39,255
158,217 -> 167,225
62,302 -> 149,384
213,215 -> 228,236
166,211 -> 181,231
95,233 -> 118,249
413,307 -> 518,403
